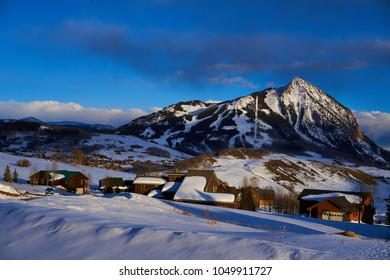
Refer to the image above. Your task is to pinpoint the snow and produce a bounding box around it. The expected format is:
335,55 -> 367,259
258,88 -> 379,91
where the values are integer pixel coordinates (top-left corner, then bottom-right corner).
0,183 -> 20,195
140,127 -> 156,138
174,176 -> 235,203
162,181 -> 182,192
50,172 -> 65,181
84,133 -> 190,162
0,193 -> 389,260
0,152 -> 389,260
265,88 -> 282,116
39,125 -> 50,130
301,193 -> 361,204
133,177 -> 166,185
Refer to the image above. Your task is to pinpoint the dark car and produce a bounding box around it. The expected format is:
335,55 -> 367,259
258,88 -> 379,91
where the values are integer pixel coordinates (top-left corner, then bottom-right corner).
45,187 -> 54,195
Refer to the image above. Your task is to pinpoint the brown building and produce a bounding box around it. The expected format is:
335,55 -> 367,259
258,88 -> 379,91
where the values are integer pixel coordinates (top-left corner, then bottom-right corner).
30,170 -> 89,194
259,189 -> 275,211
166,172 -> 187,182
185,170 -> 228,193
132,176 -> 166,195
99,177 -> 132,193
306,196 -> 361,222
297,189 -> 374,223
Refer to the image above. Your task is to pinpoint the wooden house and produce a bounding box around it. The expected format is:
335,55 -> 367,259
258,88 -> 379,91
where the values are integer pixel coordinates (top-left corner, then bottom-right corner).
306,196 -> 361,222
132,176 -> 166,195
30,170 -> 89,194
166,172 -> 187,182
185,170 -> 228,193
297,189 -> 374,223
173,170 -> 237,207
99,177 -> 127,193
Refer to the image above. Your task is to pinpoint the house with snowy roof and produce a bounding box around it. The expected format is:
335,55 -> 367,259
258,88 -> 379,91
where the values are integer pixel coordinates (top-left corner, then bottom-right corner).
173,170 -> 236,207
99,177 -> 133,194
30,170 -> 89,194
306,196 -> 361,222
297,189 -> 374,223
132,176 -> 166,195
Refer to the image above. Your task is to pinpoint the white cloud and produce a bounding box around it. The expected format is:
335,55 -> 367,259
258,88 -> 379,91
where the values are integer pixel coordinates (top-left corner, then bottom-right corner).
208,76 -> 258,89
354,110 -> 390,149
204,100 -> 222,104
0,100 -> 159,127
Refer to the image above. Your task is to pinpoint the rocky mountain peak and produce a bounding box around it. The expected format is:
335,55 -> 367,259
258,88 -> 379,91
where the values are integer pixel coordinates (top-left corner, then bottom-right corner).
118,78 -> 390,167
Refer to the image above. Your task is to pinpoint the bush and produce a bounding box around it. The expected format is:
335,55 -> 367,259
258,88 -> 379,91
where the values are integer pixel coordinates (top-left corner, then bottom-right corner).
16,159 -> 31,167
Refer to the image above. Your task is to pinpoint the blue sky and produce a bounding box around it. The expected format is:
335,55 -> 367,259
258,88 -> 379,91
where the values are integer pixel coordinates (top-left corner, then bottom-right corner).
0,0 -> 390,143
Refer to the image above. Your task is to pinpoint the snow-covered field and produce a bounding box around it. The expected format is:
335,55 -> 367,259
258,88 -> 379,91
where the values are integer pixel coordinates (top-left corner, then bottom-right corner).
0,192 -> 389,260
0,152 -> 389,260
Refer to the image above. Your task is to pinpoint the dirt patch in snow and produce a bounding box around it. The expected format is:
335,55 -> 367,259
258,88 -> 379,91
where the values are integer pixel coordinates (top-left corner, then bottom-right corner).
336,231 -> 360,239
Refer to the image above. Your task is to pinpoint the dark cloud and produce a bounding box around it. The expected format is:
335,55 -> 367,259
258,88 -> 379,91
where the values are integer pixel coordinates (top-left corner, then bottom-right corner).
32,18 -> 390,89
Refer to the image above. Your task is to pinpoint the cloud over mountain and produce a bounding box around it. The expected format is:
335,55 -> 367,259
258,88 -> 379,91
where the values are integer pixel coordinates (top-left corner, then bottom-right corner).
0,100 -> 158,127
354,110 -> 390,150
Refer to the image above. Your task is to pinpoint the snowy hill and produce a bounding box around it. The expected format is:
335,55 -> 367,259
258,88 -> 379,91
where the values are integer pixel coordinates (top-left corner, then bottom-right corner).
0,192 -> 389,260
118,77 -> 390,167
0,122 -> 190,169
0,152 -> 389,260
173,148 -> 390,222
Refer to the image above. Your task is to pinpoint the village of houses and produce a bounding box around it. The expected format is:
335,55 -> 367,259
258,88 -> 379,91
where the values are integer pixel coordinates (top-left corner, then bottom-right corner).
27,167 -> 377,225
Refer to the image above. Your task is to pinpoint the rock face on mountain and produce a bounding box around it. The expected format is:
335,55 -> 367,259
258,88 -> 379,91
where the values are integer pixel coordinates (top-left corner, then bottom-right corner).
118,77 -> 390,167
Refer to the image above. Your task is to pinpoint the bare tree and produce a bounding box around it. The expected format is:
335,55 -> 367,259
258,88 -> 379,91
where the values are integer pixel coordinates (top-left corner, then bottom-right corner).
72,148 -> 85,165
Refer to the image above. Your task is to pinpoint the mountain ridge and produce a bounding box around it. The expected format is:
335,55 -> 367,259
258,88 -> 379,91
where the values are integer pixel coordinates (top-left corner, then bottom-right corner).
118,77 -> 390,167
0,117 -> 115,131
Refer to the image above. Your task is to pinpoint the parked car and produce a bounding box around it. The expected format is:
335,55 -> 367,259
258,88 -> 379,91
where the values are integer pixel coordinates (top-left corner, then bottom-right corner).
45,187 -> 54,195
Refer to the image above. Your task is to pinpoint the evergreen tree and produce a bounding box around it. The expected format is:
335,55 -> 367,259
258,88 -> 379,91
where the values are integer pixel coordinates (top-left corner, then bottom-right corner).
3,165 -> 12,183
240,187 -> 257,211
13,169 -> 19,183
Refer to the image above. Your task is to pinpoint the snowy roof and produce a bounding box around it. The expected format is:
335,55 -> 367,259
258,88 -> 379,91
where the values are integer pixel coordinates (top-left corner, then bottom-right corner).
162,181 -> 182,193
174,176 -> 235,203
147,189 -> 164,198
49,173 -> 65,181
301,192 -> 361,204
297,189 -> 371,200
307,196 -> 359,213
133,177 -> 166,185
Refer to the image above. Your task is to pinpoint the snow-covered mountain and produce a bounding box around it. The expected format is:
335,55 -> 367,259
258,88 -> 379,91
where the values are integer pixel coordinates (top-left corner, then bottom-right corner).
0,121 -> 190,168
118,77 -> 390,167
